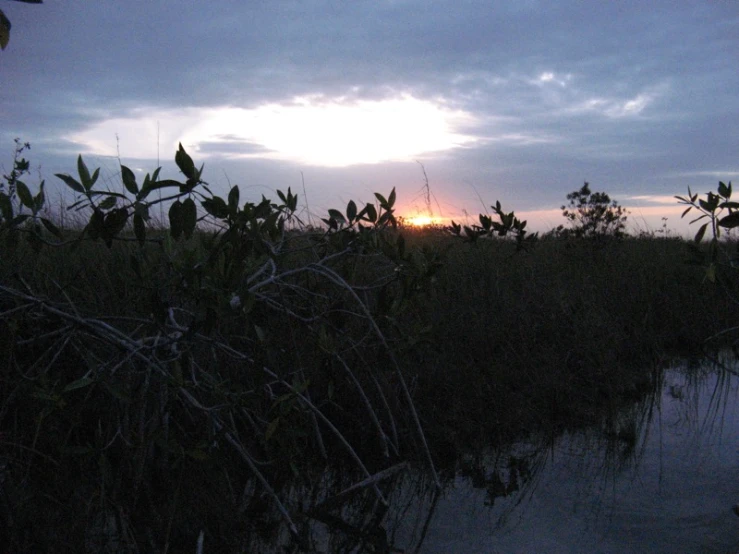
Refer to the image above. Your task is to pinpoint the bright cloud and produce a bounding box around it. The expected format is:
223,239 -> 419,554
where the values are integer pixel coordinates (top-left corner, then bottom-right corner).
66,95 -> 478,168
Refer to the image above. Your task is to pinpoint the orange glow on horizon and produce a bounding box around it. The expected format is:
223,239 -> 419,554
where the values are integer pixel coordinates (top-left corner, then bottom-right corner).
404,215 -> 446,228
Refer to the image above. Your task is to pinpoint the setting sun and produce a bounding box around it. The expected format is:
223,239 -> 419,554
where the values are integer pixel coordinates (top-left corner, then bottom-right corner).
405,215 -> 445,227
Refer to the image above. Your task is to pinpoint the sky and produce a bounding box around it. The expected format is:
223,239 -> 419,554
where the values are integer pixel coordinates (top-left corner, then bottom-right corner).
1,1 -> 738,234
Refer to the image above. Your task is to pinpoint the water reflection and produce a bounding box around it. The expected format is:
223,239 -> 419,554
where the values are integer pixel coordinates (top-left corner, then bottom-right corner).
249,356 -> 739,553
391,355 -> 739,553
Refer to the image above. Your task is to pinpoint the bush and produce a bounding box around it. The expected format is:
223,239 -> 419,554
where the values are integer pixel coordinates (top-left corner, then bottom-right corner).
552,182 -> 628,240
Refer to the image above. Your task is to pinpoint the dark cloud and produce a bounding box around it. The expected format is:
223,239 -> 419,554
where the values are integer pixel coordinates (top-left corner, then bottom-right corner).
0,0 -> 737,234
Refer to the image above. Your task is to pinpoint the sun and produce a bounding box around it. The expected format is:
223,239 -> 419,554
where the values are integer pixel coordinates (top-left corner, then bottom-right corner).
405,215 -> 443,228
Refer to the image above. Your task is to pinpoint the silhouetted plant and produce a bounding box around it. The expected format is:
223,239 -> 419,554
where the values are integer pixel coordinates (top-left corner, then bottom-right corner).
0,142 -> 448,550
448,200 -> 537,250
676,181 -> 739,282
557,182 -> 628,240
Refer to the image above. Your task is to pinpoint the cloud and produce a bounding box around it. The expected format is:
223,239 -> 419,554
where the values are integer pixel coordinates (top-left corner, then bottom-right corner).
64,95 -> 479,167
0,0 -> 737,225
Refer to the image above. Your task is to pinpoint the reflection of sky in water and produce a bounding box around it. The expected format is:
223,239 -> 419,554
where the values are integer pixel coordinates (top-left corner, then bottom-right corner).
394,359 -> 739,553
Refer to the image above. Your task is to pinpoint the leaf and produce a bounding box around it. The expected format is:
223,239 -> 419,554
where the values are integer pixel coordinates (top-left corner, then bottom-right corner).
90,167 -> 100,189
133,212 -> 146,245
718,181 -> 731,199
15,181 -> 33,209
719,211 -> 739,229
699,198 -> 717,212
77,155 -> 92,190
388,187 -> 396,208
375,192 -> 388,207
0,10 -> 9,51
169,200 -> 182,239
182,197 -> 197,238
175,143 -> 196,179
328,208 -> 346,225
40,217 -> 62,238
201,197 -> 228,219
33,180 -> 45,212
365,203 -> 377,223
86,209 -> 103,240
346,200 -> 357,222
98,196 -> 117,210
56,173 -> 85,193
102,208 -> 128,246
694,222 -> 708,243
63,377 -> 94,393
121,165 -> 138,194
228,185 -> 239,214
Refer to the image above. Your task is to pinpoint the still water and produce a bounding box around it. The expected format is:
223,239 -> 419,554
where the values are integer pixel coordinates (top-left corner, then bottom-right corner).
388,357 -> 739,553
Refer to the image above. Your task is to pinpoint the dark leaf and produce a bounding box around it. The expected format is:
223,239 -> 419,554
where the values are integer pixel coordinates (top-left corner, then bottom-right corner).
201,197 -> 229,219
40,217 -> 62,238
0,10 -> 9,51
134,203 -> 150,221
77,155 -> 92,190
139,179 -> 180,200
175,143 -> 196,179
182,197 -> 197,238
33,180 -> 45,212
388,188 -> 396,208
346,200 -> 357,222
10,214 -> 29,226
121,165 -> 138,194
103,208 -> 129,240
228,185 -> 239,214
87,210 -> 104,240
169,200 -> 183,239
15,181 -> 33,209
719,211 -> 739,229
56,173 -> 85,193
98,196 -> 117,210
694,222 -> 709,243
328,209 -> 346,225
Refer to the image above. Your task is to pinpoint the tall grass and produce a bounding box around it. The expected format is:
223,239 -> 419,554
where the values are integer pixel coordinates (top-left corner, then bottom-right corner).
1,194 -> 737,550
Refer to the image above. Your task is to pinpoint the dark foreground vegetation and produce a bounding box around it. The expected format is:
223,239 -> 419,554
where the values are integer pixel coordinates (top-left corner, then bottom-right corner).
0,141 -> 737,552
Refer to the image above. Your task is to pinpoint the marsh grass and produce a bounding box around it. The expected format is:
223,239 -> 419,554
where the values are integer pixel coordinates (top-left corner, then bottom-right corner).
403,234 -> 737,452
1,219 -> 737,551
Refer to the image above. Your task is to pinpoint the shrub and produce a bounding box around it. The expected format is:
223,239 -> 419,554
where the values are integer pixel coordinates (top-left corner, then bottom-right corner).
555,182 -> 628,240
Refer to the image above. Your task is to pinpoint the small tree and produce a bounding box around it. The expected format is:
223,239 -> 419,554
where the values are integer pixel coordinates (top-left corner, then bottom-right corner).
560,182 -> 628,239
1,137 -> 31,202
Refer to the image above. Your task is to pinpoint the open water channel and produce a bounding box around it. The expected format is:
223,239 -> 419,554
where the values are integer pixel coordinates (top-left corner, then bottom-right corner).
287,355 -> 739,553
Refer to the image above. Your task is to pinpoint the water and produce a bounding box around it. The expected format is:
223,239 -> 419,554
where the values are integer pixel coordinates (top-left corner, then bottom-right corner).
248,356 -> 739,552
390,357 -> 739,553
